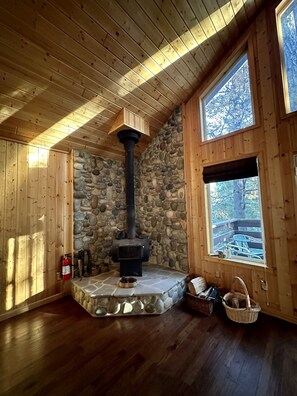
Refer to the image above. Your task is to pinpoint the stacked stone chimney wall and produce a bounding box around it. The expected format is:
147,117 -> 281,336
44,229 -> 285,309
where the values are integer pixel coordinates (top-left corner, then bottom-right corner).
73,106 -> 188,273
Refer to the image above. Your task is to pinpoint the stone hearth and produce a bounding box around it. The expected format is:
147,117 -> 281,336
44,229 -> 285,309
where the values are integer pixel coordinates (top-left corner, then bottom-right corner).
71,266 -> 187,317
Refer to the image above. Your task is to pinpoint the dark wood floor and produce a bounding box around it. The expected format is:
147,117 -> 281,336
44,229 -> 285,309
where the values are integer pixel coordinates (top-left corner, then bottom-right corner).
0,297 -> 296,396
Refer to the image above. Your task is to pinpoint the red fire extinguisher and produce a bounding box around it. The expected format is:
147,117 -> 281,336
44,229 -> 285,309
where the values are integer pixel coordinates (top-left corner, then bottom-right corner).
62,255 -> 71,280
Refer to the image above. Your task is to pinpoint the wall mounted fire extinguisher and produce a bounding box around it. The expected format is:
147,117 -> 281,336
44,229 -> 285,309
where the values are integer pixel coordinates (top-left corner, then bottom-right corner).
61,255 -> 71,280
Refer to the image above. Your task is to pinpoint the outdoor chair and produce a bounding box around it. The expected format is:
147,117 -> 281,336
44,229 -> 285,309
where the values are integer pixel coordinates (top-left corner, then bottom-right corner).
231,234 -> 264,259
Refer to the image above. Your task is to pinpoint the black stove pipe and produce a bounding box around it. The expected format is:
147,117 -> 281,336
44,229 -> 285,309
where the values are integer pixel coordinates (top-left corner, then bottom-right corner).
117,130 -> 140,239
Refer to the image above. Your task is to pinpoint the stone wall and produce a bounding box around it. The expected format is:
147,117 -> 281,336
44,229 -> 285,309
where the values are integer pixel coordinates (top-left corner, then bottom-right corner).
136,107 -> 188,272
73,106 -> 188,274
73,151 -> 125,271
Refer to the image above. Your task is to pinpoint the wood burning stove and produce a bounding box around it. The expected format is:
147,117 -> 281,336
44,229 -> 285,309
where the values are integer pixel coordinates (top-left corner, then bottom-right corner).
110,129 -> 151,276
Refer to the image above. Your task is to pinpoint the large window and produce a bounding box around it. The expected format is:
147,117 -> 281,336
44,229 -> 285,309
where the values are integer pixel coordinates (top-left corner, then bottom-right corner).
203,158 -> 265,264
277,0 -> 297,113
201,53 -> 254,141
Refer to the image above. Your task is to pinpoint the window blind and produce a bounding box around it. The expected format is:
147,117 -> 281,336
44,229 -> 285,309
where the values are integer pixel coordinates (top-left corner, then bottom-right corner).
203,157 -> 258,184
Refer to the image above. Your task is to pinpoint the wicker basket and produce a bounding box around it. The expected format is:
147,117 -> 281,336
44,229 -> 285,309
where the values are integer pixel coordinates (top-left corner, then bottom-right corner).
186,293 -> 214,316
222,276 -> 261,324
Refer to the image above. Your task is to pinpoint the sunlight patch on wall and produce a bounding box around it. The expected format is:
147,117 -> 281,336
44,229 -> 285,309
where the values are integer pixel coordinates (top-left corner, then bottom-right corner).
5,231 -> 46,311
15,234 -> 30,306
28,146 -> 49,168
6,238 -> 15,311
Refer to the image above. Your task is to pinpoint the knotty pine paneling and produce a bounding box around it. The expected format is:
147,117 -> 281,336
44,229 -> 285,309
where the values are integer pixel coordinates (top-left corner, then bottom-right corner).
0,0 -> 266,157
0,140 -> 72,319
183,1 -> 297,324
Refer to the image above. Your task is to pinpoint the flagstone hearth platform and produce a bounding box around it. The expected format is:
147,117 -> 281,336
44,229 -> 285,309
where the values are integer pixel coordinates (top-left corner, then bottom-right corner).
71,266 -> 188,317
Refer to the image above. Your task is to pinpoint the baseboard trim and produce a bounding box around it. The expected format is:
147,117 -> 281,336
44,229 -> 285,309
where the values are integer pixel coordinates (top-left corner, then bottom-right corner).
261,308 -> 297,325
0,292 -> 66,322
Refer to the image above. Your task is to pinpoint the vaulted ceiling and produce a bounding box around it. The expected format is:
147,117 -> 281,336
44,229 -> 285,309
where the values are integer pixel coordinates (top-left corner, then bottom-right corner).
0,0 -> 268,160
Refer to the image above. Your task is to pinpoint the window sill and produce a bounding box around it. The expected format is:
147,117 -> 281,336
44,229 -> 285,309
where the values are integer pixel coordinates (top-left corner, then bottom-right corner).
200,122 -> 260,146
207,254 -> 268,269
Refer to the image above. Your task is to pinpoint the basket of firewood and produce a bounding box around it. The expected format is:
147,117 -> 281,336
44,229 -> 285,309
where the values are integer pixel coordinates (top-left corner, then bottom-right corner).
222,276 -> 261,324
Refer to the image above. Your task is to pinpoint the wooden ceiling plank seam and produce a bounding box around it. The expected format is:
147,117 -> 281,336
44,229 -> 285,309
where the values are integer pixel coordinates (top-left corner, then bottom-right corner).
0,79 -> 116,129
132,0 -> 200,85
0,80 -> 125,152
201,0 -> 234,48
0,80 -> 113,127
46,0 -> 177,112
153,0 -> 209,72
0,117 -> 129,156
0,55 -> 122,132
0,128 -> 126,160
74,1 -> 185,103
31,12 -> 171,119
101,34 -> 185,104
100,0 -> 192,92
254,0 -> 264,7
0,21 -> 166,132
0,99 -> 151,148
0,0 -> 266,158
0,100 -> 112,138
0,58 -> 123,119
92,0 -> 194,92
64,136 -> 125,156
244,0 -> 257,22
0,90 -> 156,151
215,0 -> 241,40
0,121 -> 74,145
67,132 -> 149,155
0,84 -> 125,139
59,141 -> 125,161
169,0 -> 217,63
0,7 -> 169,126
186,0 -> 225,53
153,0 -> 207,73
229,0 -> 249,28
0,106 -> 112,142
50,0 -> 183,107
0,116 -> 134,151
0,125 -> 117,153
73,133 -> 150,153
0,90 -> 31,108
0,79 -> 43,106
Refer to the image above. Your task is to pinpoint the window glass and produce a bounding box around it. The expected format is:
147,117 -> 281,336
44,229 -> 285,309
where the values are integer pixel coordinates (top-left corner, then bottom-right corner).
207,176 -> 265,263
201,53 -> 254,141
279,0 -> 297,113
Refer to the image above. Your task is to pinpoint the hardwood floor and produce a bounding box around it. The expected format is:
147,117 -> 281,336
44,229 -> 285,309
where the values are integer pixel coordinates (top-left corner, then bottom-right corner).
0,297 -> 296,396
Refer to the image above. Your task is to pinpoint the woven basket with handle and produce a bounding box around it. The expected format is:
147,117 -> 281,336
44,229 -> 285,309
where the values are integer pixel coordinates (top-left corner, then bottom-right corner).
222,276 -> 261,324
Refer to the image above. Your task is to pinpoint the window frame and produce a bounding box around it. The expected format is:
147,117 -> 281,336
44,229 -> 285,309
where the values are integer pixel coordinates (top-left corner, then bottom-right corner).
199,43 -> 258,143
276,0 -> 297,115
203,157 -> 266,266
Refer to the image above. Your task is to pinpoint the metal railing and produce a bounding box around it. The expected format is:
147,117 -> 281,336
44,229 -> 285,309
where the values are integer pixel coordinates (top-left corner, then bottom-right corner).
212,218 -> 263,256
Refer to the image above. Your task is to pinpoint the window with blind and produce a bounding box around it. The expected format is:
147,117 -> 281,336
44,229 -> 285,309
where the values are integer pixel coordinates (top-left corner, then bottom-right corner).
203,158 -> 265,264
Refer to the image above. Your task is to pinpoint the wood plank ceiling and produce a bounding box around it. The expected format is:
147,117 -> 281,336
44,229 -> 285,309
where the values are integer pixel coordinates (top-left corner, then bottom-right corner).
0,0 -> 267,160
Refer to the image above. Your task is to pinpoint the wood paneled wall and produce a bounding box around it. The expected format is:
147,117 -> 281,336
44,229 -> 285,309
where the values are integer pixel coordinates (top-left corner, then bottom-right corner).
0,139 -> 72,320
183,1 -> 297,324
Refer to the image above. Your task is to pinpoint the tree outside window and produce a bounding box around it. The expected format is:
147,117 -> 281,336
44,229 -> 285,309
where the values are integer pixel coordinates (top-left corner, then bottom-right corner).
278,0 -> 297,113
203,159 -> 265,263
201,53 -> 254,141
